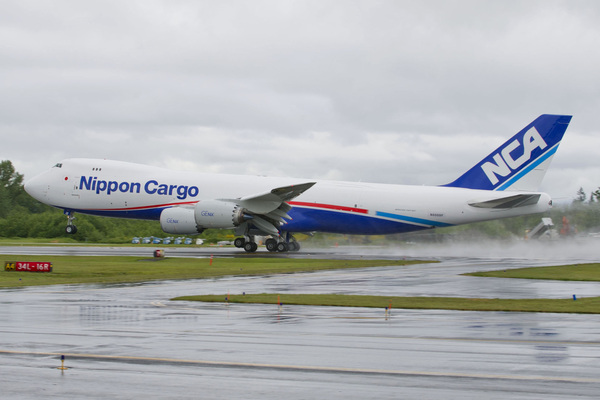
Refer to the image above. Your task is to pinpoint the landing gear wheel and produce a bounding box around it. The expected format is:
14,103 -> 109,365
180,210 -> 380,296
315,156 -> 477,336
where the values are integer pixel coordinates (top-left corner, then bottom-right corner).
234,237 -> 246,248
265,238 -> 278,252
244,242 -> 258,253
276,242 -> 288,252
288,241 -> 300,252
65,211 -> 77,234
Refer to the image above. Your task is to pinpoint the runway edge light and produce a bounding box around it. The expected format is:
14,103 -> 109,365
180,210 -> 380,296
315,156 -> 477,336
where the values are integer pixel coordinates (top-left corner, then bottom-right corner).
57,355 -> 68,371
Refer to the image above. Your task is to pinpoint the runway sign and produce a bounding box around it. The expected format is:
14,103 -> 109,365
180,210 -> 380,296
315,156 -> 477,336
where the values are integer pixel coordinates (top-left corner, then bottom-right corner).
4,261 -> 53,272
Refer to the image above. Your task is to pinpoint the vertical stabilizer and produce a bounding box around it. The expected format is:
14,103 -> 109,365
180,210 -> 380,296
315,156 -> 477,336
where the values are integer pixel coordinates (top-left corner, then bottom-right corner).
444,114 -> 572,191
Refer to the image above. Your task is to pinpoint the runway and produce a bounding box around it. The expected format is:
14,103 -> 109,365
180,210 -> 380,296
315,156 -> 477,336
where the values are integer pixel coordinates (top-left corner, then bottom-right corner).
1,241 -> 599,398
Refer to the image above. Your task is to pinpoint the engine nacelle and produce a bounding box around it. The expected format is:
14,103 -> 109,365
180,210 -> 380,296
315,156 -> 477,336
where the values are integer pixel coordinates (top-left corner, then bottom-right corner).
160,207 -> 201,234
194,199 -> 245,229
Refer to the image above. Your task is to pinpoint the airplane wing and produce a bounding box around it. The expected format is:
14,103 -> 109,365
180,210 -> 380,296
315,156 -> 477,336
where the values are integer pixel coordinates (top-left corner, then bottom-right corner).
238,182 -> 316,213
468,193 -> 541,209
223,182 -> 316,235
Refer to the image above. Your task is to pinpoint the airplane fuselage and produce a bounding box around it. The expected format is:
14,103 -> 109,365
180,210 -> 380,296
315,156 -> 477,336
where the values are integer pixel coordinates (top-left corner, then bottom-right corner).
25,158 -> 551,235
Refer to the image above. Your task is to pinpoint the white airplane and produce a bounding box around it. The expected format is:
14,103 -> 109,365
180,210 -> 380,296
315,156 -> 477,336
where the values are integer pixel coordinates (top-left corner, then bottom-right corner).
24,114 -> 571,252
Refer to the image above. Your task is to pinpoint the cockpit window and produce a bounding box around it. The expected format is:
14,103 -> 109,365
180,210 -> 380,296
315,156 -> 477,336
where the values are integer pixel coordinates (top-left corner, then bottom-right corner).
53,163 -> 63,168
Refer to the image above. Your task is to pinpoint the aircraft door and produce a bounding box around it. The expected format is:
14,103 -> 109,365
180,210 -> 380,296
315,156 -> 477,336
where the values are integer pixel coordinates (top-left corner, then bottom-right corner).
71,176 -> 80,200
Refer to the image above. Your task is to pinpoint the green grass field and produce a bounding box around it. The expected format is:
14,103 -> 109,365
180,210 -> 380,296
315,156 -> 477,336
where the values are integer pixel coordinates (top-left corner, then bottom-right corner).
174,293 -> 600,314
173,262 -> 600,314
464,263 -> 600,281
3,253 -> 599,314
0,255 -> 431,287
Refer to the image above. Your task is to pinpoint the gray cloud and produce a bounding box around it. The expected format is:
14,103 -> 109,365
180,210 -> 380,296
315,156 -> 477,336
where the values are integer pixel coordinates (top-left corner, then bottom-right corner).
1,0 -> 599,202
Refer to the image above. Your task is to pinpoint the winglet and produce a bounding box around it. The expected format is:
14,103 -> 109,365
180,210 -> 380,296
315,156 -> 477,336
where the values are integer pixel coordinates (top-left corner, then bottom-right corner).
444,115 -> 572,191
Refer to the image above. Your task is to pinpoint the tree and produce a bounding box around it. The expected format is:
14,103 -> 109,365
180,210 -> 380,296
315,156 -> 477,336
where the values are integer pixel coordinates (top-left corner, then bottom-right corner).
593,188 -> 600,203
574,187 -> 587,203
0,160 -> 25,218
0,160 -> 23,189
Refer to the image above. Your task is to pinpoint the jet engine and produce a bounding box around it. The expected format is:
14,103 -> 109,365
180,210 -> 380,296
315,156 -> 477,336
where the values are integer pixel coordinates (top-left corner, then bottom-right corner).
160,200 -> 248,235
194,199 -> 246,229
160,207 -> 200,234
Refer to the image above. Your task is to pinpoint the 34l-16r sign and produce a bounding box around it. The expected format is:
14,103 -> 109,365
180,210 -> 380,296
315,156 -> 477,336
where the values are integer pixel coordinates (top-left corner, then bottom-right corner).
4,261 -> 53,272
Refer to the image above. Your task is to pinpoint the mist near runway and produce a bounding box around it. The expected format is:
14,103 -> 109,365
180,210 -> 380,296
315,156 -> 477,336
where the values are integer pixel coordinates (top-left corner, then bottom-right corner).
331,237 -> 600,264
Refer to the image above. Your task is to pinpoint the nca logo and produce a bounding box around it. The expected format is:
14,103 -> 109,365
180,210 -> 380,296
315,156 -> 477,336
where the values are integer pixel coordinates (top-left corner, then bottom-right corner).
482,127 -> 547,185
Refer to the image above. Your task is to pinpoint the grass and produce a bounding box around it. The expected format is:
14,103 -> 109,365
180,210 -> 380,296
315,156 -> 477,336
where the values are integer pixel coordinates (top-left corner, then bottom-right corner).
173,293 -> 600,314
0,238 -> 81,245
4,253 -> 599,314
464,263 -> 600,281
173,262 -> 600,314
0,255 -> 432,287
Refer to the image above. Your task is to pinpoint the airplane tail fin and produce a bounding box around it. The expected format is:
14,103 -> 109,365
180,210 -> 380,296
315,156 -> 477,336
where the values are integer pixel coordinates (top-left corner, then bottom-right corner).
444,114 -> 572,191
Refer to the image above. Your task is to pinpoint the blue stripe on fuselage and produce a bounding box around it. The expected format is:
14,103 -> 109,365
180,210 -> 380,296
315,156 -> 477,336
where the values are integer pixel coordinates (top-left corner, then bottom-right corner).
374,211 -> 453,228
284,207 -> 433,235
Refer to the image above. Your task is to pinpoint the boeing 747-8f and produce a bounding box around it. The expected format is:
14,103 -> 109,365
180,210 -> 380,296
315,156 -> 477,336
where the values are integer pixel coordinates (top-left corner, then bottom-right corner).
24,114 -> 572,252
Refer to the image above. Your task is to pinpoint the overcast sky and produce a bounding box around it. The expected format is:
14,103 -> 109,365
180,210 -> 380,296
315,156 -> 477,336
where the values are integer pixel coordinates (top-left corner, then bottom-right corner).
2,0 -> 599,202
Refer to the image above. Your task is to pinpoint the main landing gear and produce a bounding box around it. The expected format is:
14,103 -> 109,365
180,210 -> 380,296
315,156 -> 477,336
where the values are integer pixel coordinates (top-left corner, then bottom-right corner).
234,235 -> 300,253
233,237 -> 258,252
65,211 -> 78,234
265,237 -> 301,253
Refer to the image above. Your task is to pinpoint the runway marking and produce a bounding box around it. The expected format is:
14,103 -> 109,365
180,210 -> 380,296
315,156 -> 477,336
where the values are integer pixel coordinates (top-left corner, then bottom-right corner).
1,349 -> 599,383
151,300 -> 205,311
384,335 -> 600,346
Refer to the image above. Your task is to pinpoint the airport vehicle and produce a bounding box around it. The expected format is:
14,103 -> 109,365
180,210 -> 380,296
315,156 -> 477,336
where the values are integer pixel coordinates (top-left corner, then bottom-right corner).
24,114 -> 571,252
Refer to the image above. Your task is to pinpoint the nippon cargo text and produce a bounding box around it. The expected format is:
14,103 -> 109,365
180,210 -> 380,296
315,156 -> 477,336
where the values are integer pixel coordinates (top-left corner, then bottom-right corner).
79,176 -> 199,200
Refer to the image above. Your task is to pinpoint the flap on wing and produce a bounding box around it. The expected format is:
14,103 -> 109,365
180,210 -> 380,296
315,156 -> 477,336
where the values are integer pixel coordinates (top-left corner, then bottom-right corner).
469,194 -> 541,209
237,182 -> 316,214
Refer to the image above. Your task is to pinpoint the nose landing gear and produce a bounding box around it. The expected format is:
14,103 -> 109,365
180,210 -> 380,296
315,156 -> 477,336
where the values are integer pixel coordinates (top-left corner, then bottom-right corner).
65,211 -> 77,234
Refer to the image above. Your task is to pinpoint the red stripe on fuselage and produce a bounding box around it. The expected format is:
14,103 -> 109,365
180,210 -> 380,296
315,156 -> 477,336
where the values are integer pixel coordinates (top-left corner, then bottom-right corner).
288,201 -> 368,214
89,200 -> 367,215
93,201 -> 198,212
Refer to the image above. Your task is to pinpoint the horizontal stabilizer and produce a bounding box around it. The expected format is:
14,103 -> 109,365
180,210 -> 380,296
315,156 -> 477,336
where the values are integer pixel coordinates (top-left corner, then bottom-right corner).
469,194 -> 541,209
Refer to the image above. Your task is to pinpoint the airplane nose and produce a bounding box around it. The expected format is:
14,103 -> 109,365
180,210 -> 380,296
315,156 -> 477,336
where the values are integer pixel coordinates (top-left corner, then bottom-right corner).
24,176 -> 35,196
24,174 -> 47,201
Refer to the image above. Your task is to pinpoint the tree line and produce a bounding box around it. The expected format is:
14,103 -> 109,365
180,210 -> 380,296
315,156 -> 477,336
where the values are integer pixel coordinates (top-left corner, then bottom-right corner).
1,160 -> 599,243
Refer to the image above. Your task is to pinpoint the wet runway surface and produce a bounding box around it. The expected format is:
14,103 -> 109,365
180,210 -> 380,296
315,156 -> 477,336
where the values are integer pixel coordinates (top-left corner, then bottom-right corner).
1,242 -> 600,399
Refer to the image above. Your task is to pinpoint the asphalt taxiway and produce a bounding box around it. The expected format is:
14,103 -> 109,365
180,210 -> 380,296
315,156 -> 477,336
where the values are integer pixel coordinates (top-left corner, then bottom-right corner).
1,242 -> 599,399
